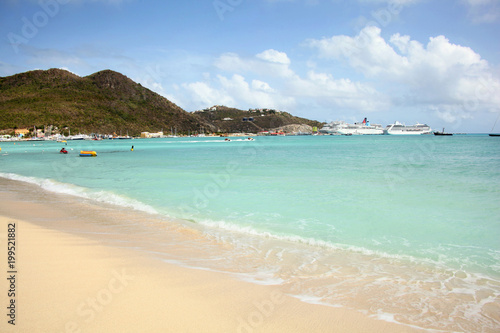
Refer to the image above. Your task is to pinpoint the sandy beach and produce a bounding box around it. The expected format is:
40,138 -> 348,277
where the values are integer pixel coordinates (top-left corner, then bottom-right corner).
0,177 -> 421,333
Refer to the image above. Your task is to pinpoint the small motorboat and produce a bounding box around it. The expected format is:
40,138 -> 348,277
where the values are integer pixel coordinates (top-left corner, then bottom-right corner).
60,148 -> 68,154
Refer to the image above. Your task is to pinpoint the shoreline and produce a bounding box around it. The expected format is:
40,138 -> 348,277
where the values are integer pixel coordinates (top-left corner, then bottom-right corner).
0,177 -> 422,333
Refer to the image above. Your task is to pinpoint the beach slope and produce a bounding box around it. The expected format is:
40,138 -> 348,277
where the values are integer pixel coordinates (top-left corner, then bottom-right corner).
0,181 -> 420,332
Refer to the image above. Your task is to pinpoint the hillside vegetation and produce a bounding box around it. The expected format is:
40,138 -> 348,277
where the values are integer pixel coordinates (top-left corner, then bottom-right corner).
0,68 -> 321,136
193,106 -> 322,133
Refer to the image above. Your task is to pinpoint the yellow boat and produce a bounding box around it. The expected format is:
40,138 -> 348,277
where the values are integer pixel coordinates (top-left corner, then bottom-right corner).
79,150 -> 97,157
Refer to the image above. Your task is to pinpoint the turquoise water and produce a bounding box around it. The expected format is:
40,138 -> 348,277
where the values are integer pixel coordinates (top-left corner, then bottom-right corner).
1,135 -> 500,331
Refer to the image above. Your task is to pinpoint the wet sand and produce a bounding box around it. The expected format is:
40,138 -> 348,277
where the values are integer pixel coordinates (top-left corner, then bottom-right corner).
0,177 -> 420,332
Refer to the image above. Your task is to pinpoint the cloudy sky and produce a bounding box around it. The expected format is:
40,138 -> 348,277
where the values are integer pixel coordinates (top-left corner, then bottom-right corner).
1,0 -> 499,132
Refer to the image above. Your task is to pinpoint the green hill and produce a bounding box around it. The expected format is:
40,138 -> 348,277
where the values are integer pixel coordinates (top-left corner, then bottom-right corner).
193,105 -> 322,133
0,68 -> 321,136
0,68 -> 212,136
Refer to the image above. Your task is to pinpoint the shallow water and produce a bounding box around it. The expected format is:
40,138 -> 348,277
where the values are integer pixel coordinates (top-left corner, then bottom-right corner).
1,135 -> 499,331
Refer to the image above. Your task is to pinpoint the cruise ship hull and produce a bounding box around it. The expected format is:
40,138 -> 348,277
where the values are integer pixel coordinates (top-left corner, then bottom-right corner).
336,119 -> 384,135
385,122 -> 432,135
386,130 -> 432,135
337,128 -> 384,135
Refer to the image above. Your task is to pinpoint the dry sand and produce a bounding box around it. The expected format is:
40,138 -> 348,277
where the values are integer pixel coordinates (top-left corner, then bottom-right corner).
0,180 -> 421,332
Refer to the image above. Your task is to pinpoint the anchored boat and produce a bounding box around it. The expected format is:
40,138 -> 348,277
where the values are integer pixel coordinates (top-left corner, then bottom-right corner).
434,128 -> 453,136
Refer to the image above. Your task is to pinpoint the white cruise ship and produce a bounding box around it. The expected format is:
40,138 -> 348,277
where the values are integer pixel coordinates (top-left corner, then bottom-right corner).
336,118 -> 384,135
385,121 -> 432,135
319,121 -> 347,134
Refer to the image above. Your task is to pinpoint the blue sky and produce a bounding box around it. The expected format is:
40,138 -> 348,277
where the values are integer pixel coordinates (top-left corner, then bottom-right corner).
1,0 -> 499,132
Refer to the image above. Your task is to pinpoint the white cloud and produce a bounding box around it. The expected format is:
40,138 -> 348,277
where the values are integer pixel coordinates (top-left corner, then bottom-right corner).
307,26 -> 500,119
256,49 -> 291,65
288,70 -> 390,111
180,48 -> 390,114
176,73 -> 295,111
252,79 -> 275,93
433,105 -> 473,124
214,52 -> 250,72
218,74 -> 289,108
181,80 -> 235,108
215,50 -> 295,78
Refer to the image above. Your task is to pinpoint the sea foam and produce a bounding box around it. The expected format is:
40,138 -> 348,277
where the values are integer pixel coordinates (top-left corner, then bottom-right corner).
0,172 -> 158,215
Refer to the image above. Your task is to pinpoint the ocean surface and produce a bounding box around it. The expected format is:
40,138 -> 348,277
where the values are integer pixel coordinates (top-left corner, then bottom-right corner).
1,135 -> 499,332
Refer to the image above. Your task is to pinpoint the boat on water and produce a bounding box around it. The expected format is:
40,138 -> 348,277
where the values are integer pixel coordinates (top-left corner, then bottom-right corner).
489,134 -> 500,137
319,121 -> 347,135
79,150 -> 97,157
336,118 -> 384,135
434,128 -> 453,136
385,121 -> 432,135
69,134 -> 90,140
